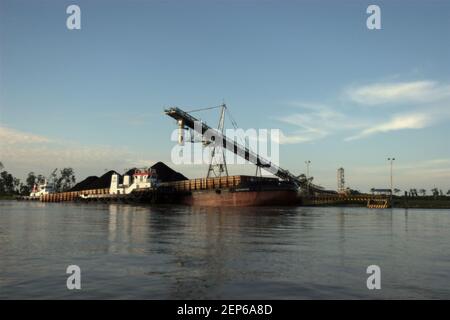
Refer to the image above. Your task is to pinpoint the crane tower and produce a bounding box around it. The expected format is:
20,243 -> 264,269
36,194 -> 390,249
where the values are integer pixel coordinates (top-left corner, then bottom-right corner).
337,167 -> 345,193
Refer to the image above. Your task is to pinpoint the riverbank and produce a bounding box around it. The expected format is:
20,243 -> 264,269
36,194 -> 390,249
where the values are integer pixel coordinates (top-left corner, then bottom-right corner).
302,195 -> 450,209
0,194 -> 17,200
5,194 -> 450,209
392,196 -> 450,209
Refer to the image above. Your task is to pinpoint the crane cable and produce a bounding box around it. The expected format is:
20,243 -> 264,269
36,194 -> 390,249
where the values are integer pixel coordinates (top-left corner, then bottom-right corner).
185,105 -> 223,113
184,104 -> 247,148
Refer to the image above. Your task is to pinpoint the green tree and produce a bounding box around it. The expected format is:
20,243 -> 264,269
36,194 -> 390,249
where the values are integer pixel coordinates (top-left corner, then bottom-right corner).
431,188 -> 439,197
58,168 -> 76,192
26,172 -> 37,190
49,168 -> 60,192
0,163 -> 21,195
19,182 -> 30,196
419,189 -> 426,196
13,177 -> 20,192
0,170 -> 18,194
49,168 -> 76,192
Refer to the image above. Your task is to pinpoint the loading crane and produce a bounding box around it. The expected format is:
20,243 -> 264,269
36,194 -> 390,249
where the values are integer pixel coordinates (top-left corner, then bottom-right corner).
165,105 -> 325,193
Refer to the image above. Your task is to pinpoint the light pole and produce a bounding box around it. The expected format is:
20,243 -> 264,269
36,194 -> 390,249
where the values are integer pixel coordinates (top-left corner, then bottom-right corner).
305,160 -> 311,179
305,160 -> 311,194
387,157 -> 395,196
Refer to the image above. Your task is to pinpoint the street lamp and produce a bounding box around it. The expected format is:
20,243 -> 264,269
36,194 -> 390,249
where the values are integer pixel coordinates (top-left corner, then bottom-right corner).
387,157 -> 395,196
305,160 -> 311,179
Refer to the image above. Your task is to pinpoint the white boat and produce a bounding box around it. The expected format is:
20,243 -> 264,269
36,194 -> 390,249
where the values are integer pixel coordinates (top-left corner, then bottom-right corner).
30,180 -> 54,198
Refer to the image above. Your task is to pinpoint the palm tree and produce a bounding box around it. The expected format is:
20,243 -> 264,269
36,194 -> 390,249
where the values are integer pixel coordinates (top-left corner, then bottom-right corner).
419,189 -> 426,196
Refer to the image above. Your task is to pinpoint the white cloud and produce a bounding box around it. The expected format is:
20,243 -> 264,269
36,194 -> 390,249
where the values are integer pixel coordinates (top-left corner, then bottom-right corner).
277,130 -> 326,144
349,158 -> 450,191
346,80 -> 450,105
345,113 -> 432,141
276,102 -> 364,144
0,126 -> 51,144
425,158 -> 450,166
339,79 -> 450,140
277,79 -> 450,143
0,125 -> 156,179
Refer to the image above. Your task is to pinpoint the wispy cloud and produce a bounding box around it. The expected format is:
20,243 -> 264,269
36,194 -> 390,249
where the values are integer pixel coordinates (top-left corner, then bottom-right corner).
276,102 -> 364,144
345,113 -> 432,141
350,158 -> 450,191
346,80 -> 450,106
342,79 -> 450,140
277,130 -> 326,144
0,125 -> 156,178
276,79 -> 450,143
0,126 -> 51,144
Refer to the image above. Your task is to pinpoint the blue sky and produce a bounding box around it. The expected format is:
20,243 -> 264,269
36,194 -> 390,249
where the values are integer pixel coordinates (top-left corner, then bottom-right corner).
1,0 -> 449,192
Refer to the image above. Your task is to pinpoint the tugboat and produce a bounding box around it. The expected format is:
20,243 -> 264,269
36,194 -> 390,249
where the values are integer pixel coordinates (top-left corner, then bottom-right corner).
28,180 -> 54,200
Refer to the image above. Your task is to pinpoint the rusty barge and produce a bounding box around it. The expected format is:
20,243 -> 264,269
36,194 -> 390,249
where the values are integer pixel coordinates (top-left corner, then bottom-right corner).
165,175 -> 298,206
32,174 -> 298,207
19,104 -> 390,208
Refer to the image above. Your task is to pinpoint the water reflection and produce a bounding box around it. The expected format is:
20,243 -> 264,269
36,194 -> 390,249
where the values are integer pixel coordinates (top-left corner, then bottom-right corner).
1,201 -> 450,299
107,204 -> 150,255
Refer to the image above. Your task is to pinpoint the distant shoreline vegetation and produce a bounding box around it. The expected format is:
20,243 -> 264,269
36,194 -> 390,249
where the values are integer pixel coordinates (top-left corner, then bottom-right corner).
392,196 -> 450,209
1,161 -> 450,206
0,161 -> 76,197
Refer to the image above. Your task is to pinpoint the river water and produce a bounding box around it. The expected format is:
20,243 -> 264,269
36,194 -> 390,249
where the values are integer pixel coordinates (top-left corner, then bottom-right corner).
0,200 -> 449,299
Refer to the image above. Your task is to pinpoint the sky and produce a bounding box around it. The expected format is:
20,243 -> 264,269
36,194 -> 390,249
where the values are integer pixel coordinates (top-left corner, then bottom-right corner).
0,0 -> 449,192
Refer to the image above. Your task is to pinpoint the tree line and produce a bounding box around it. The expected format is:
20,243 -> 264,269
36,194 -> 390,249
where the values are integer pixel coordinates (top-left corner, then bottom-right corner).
406,188 -> 450,197
1,160 -> 449,197
370,187 -> 450,197
0,161 -> 76,196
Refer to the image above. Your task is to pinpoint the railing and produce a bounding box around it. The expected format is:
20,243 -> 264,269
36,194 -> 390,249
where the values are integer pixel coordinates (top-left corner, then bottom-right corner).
162,175 -> 279,192
40,188 -> 110,202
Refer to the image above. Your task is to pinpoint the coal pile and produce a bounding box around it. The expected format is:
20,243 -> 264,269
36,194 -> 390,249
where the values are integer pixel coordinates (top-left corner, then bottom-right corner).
124,168 -> 137,177
69,171 -> 122,191
151,162 -> 187,182
69,162 -> 187,192
70,176 -> 99,191
88,170 -> 122,189
123,162 -> 187,182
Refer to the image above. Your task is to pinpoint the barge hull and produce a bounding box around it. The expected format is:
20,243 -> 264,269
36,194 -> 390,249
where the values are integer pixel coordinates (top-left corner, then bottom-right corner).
181,189 -> 298,207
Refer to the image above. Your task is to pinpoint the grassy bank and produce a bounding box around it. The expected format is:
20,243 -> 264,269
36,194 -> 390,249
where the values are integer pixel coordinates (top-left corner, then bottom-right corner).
392,196 -> 450,209
0,194 -> 17,200
303,196 -> 450,209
